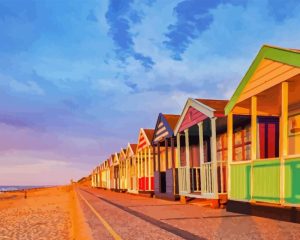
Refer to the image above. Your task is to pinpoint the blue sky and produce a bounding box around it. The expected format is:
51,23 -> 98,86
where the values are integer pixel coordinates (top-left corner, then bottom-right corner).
1,0 -> 300,185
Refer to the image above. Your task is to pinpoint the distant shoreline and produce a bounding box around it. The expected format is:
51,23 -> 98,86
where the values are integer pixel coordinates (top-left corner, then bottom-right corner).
0,185 -> 55,193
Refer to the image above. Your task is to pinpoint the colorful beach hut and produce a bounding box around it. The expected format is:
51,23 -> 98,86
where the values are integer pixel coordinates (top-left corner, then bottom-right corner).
174,98 -> 230,207
126,143 -> 138,194
136,128 -> 155,193
104,159 -> 110,189
119,148 -> 127,192
225,45 -> 300,220
109,155 -> 115,190
112,153 -> 120,191
152,114 -> 180,200
91,168 -> 97,188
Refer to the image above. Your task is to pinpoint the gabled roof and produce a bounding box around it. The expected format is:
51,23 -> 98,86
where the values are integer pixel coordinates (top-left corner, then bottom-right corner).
153,113 -> 180,143
225,45 -> 300,115
137,128 -> 154,151
126,143 -> 137,157
174,98 -> 228,134
119,148 -> 126,160
196,99 -> 228,115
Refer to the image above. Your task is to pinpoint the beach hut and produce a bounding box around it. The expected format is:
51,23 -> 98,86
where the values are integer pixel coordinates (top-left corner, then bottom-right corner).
225,45 -> 300,220
119,148 -> 127,192
96,166 -> 100,188
136,128 -> 155,194
174,98 -> 229,207
109,155 -> 115,190
152,114 -> 180,200
91,168 -> 97,187
104,159 -> 111,189
114,152 -> 121,191
126,143 -> 138,194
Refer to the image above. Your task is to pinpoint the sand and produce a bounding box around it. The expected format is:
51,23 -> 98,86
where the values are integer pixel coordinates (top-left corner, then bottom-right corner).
0,186 -> 92,240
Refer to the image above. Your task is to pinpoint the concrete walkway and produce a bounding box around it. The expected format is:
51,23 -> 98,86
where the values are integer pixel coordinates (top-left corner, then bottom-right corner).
77,187 -> 300,240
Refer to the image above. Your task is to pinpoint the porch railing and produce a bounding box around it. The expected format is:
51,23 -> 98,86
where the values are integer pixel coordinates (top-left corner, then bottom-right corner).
178,161 -> 228,197
201,162 -> 213,194
178,167 -> 188,193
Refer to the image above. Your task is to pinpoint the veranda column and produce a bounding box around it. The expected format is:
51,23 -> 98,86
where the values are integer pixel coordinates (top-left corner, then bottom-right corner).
171,137 -> 176,194
176,133 -> 181,192
227,112 -> 233,198
185,129 -> 191,193
280,81 -> 288,204
137,151 -> 140,191
144,147 -> 147,191
198,122 -> 204,193
176,134 -> 181,167
165,139 -> 169,169
211,117 -> 218,198
251,96 -> 257,200
148,146 -> 151,191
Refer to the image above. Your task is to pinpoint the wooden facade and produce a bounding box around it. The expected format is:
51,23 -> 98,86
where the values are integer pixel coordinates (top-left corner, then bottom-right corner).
225,45 -> 300,213
136,128 -> 155,193
126,143 -> 138,194
119,148 -> 127,191
174,98 -> 229,206
152,113 -> 180,200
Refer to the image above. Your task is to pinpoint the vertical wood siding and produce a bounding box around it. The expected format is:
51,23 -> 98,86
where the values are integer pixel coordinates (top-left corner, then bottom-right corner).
285,158 -> 300,204
253,159 -> 280,203
231,163 -> 251,200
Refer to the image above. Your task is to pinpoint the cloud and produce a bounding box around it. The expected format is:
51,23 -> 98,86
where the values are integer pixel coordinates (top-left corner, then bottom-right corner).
163,0 -> 249,60
105,0 -> 155,69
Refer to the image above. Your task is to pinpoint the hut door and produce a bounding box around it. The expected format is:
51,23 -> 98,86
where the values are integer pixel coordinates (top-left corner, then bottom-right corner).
258,117 -> 279,159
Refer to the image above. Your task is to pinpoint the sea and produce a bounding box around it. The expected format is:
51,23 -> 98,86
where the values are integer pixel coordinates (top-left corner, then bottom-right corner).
0,186 -> 49,192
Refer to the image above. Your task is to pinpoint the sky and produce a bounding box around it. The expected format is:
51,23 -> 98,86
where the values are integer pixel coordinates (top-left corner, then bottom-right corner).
1,0 -> 300,185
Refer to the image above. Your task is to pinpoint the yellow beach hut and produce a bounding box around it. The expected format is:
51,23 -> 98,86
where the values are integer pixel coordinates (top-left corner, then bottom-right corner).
226,45 -> 300,222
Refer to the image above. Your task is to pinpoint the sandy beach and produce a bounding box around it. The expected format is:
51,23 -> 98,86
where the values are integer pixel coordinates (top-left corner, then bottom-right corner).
0,186 -> 91,240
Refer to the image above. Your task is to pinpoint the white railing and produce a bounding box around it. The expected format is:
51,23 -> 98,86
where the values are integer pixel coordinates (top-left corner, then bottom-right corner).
179,161 -> 227,197
178,166 -> 188,193
201,162 -> 213,194
191,167 -> 201,192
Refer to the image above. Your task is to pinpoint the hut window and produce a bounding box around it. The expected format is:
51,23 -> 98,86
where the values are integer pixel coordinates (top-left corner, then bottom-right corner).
233,125 -> 251,161
217,133 -> 227,161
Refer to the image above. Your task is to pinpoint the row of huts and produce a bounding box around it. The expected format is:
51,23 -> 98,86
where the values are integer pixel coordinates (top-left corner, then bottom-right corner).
91,45 -> 300,220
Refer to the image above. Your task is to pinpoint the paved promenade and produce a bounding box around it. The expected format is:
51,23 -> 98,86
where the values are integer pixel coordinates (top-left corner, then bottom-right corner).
77,187 -> 300,240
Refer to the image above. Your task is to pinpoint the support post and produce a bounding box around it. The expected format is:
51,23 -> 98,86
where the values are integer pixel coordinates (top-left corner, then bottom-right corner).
137,150 -> 140,191
251,96 -> 257,200
198,122 -> 204,193
211,117 -> 218,199
280,82 -> 288,204
158,142 -> 161,192
176,133 -> 181,168
185,129 -> 191,193
148,146 -> 151,191
176,134 -> 181,192
227,112 -> 233,198
171,137 -> 176,195
165,139 -> 169,169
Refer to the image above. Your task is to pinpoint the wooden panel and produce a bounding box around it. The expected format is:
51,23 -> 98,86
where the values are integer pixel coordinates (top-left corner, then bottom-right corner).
230,163 -> 251,200
253,159 -> 280,203
238,59 -> 300,103
285,158 -> 300,204
178,106 -> 208,132
166,168 -> 174,195
244,64 -> 292,94
239,69 -> 300,103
